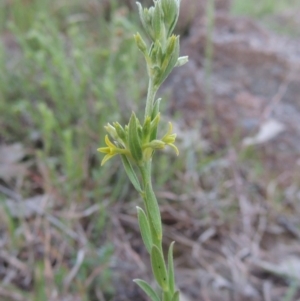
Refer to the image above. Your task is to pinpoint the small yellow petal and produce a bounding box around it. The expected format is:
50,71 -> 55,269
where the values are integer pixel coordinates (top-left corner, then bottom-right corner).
168,143 -> 179,156
105,135 -> 115,148
97,146 -> 110,154
101,153 -> 116,166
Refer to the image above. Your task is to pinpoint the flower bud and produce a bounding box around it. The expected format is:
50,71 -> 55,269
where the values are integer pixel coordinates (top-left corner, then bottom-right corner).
175,56 -> 189,67
113,122 -> 126,142
146,139 -> 165,150
134,33 -> 147,54
104,123 -> 118,140
165,35 -> 178,63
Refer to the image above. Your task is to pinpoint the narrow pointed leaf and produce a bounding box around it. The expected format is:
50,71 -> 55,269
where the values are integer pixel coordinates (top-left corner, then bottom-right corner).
151,99 -> 161,120
136,2 -> 148,33
133,279 -> 160,301
145,184 -> 162,240
138,125 -> 143,140
136,206 -> 152,253
171,291 -> 180,301
120,155 -> 142,192
128,113 -> 143,162
168,241 -> 175,294
162,0 -> 179,37
150,99 -> 161,141
152,2 -> 162,40
167,11 -> 179,37
151,245 -> 168,291
142,116 -> 151,142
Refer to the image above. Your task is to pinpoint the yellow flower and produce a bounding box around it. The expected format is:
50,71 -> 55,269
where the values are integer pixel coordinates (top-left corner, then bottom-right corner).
97,135 -> 129,166
161,122 -> 179,155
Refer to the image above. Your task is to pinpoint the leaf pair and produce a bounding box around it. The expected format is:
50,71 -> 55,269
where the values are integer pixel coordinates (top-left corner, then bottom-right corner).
151,242 -> 177,294
134,279 -> 179,301
134,279 -> 180,301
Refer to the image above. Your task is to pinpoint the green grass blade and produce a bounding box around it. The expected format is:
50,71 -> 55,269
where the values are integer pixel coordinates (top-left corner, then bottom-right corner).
167,241 -> 175,293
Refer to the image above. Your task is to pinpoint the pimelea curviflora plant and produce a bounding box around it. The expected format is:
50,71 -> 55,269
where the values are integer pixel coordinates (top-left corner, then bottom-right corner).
98,1 -> 188,300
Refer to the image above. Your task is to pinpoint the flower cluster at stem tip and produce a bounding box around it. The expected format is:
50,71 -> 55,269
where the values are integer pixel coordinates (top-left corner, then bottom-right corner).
98,0 -> 187,167
98,114 -> 178,166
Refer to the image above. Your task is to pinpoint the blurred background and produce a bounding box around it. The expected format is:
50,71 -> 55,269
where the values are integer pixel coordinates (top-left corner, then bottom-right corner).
0,0 -> 300,300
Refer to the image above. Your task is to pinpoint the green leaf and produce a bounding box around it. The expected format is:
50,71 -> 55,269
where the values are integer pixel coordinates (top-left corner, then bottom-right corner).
120,155 -> 142,192
168,242 -> 175,294
145,183 -> 162,240
138,125 -> 143,141
152,1 -> 163,40
151,99 -> 161,120
151,245 -> 168,291
137,3 -> 155,41
133,279 -> 160,301
136,2 -> 148,34
128,112 -> 143,163
150,110 -> 161,141
155,36 -> 179,87
142,116 -> 151,144
161,0 -> 179,37
171,291 -> 180,301
136,206 -> 153,253
167,5 -> 179,37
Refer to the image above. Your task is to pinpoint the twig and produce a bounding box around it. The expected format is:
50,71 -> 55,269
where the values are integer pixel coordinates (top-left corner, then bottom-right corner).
0,250 -> 29,274
262,69 -> 296,120
58,203 -> 101,219
63,249 -> 85,291
0,184 -> 21,201
46,215 -> 80,242
278,216 -> 300,240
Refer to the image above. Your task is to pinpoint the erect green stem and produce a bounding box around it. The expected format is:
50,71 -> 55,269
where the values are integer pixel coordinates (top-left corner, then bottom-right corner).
139,159 -> 176,301
139,161 -> 163,253
144,77 -> 158,119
